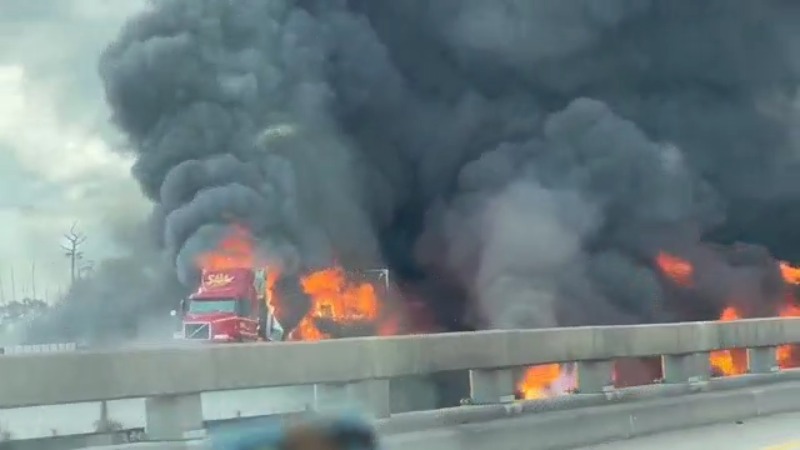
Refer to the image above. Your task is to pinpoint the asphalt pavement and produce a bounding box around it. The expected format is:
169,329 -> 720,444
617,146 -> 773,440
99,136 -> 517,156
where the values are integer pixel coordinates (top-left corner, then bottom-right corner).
571,411 -> 800,449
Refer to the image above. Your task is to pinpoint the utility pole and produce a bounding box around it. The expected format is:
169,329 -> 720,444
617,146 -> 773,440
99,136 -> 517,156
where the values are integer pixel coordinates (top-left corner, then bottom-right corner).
30,263 -> 36,300
62,222 -> 87,286
10,267 -> 16,302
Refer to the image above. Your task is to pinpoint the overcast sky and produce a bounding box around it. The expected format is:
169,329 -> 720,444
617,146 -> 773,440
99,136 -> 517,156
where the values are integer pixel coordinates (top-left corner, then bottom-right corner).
0,0 -> 150,301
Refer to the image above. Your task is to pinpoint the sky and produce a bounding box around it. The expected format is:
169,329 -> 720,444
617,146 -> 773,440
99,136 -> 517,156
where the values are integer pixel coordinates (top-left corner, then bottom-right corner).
0,0 -> 150,301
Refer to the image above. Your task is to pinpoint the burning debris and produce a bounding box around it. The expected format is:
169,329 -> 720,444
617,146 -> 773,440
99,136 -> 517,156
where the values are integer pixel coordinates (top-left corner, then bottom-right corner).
517,253 -> 800,398
655,252 -> 694,288
294,266 -> 398,340
656,251 -> 800,376
516,363 -> 578,400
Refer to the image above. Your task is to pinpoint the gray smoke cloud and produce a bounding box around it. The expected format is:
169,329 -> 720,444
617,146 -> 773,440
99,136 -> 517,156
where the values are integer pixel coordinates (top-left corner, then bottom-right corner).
25,221 -> 185,346
99,0 -> 800,331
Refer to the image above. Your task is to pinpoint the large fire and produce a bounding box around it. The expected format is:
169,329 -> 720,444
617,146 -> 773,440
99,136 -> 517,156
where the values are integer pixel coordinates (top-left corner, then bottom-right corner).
199,226 -> 800,392
194,224 -> 396,341
292,267 -> 395,341
195,224 -> 257,271
517,250 -> 800,398
655,251 -> 800,376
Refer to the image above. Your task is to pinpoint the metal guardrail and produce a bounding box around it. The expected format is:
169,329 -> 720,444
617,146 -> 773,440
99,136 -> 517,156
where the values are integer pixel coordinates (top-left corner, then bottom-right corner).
1,318 -> 800,441
0,342 -> 78,355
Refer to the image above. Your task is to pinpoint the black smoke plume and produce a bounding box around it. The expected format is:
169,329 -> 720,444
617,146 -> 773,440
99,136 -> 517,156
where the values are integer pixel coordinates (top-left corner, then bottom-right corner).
98,0 -> 800,333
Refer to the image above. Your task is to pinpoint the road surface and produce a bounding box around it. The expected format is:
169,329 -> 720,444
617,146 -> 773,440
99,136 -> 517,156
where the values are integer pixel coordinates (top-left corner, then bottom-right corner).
572,411 -> 800,449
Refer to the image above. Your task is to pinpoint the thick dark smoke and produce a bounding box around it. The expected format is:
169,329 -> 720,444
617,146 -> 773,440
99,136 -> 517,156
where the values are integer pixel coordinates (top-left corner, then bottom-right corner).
98,0 -> 800,332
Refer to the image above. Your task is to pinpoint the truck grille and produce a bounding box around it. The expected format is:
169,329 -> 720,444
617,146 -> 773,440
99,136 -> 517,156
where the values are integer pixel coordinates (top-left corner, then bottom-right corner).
183,323 -> 210,340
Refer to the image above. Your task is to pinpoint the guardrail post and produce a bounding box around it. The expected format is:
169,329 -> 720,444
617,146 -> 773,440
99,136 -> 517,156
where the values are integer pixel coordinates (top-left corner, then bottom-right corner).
662,352 -> 711,383
748,346 -> 778,374
144,393 -> 204,441
469,369 -> 516,404
314,380 -> 390,418
577,360 -> 614,394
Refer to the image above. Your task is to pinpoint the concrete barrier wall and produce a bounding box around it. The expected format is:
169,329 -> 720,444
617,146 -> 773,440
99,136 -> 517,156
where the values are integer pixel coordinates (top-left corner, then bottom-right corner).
380,381 -> 800,450
7,370 -> 800,448
0,386 -> 313,441
4,318 -> 800,408
66,380 -> 800,450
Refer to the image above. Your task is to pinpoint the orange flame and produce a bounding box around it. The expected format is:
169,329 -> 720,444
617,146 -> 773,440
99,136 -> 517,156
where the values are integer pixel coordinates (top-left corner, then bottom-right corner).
773,261 -> 800,369
709,306 -> 748,376
518,258 -> 800,387
780,262 -> 800,285
708,261 -> 800,376
194,224 -> 281,321
777,302 -> 800,367
195,224 -> 257,271
653,252 -> 800,376
517,364 -> 577,399
291,267 -> 383,341
655,251 -> 693,286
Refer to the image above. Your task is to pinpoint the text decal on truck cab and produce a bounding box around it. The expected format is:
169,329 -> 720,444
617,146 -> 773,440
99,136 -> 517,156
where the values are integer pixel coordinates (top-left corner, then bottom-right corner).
204,273 -> 234,287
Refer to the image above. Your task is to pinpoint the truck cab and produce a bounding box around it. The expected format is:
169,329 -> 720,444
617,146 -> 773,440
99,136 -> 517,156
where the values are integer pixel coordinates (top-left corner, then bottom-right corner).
173,268 -> 284,343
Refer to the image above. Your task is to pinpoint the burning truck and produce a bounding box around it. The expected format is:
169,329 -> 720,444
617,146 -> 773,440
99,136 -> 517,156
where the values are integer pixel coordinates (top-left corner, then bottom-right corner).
172,267 -> 284,343
171,224 -> 399,343
172,266 -> 394,343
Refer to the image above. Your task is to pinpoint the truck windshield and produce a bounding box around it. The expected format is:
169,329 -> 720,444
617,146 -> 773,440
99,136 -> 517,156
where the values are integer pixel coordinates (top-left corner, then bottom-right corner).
187,299 -> 237,314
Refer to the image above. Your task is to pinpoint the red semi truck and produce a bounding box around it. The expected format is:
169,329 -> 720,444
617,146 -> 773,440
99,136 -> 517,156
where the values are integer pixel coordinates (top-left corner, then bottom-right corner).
172,268 -> 284,343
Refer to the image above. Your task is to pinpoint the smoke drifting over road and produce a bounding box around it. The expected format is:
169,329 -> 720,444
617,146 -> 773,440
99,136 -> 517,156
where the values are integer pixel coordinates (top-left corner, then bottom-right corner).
25,221 -> 185,345
99,0 -> 800,331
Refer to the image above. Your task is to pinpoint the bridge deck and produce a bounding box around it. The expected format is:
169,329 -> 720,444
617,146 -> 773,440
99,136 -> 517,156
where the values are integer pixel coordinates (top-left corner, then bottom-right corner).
573,411 -> 800,450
